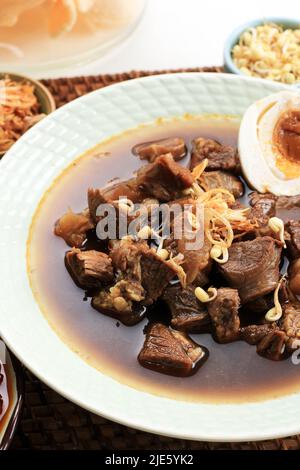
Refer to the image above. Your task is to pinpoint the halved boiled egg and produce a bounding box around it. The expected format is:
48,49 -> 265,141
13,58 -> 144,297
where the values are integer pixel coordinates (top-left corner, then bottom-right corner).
239,90 -> 300,196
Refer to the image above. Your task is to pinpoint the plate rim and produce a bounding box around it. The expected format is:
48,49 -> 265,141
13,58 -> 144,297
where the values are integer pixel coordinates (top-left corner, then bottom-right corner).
0,72 -> 299,443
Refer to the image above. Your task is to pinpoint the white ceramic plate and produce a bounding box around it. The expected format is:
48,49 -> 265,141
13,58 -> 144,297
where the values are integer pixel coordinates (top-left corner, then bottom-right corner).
0,72 -> 298,442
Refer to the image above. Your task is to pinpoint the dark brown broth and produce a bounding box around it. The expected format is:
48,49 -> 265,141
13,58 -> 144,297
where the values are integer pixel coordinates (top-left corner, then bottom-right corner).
27,116 -> 300,404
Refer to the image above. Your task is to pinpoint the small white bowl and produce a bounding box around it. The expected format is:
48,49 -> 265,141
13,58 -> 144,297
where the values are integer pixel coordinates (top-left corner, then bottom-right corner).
0,72 -> 56,157
224,17 -> 300,88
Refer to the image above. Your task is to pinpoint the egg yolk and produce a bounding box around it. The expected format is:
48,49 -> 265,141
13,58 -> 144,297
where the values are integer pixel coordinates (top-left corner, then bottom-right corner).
274,110 -> 300,163
273,110 -> 300,179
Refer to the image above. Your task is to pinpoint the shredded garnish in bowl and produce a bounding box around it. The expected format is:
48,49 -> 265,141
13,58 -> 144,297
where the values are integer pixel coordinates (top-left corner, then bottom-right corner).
232,23 -> 300,84
0,76 -> 45,154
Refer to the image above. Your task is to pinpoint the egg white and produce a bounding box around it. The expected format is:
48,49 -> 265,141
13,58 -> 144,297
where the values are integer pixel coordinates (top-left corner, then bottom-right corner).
239,90 -> 300,196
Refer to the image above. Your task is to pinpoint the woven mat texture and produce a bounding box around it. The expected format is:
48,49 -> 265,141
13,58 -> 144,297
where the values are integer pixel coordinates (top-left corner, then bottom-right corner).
11,66 -> 300,450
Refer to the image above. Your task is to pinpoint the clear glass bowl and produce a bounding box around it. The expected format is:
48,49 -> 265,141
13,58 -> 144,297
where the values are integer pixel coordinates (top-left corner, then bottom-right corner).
0,0 -> 147,78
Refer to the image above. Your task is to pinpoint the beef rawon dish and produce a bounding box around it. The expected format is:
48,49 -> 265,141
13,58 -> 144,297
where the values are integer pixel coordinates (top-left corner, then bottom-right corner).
28,117 -> 300,402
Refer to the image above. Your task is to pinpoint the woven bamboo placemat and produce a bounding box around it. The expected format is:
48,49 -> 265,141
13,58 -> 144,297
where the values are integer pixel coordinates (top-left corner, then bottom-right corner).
11,66 -> 300,450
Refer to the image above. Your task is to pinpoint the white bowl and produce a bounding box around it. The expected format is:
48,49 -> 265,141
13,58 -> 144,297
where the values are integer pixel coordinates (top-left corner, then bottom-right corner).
0,72 -> 297,442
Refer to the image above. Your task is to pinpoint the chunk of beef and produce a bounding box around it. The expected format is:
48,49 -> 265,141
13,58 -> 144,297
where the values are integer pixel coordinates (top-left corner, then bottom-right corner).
110,238 -> 146,280
110,238 -> 177,304
88,188 -> 108,224
240,323 -> 277,345
288,259 -> 300,296
65,248 -> 114,289
276,195 -> 300,222
136,154 -> 194,201
141,197 -> 160,213
276,195 -> 300,210
281,303 -> 300,353
102,178 -> 146,203
169,208 -> 212,286
88,178 -> 146,221
162,285 -> 211,333
279,277 -> 299,304
285,220 -> 300,259
190,137 -> 240,173
88,188 -> 137,237
92,279 -> 145,326
243,294 -> 274,316
199,171 -> 244,198
249,192 -> 276,236
132,137 -> 186,162
249,193 -> 300,225
54,209 -> 93,248
257,330 -> 286,361
219,237 -> 282,303
249,192 -> 277,218
140,249 -> 178,304
176,235 -> 212,286
138,323 -> 208,377
207,288 -> 240,343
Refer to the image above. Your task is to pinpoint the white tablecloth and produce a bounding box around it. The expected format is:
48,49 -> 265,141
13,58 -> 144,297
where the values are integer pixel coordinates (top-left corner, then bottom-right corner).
64,0 -> 298,78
